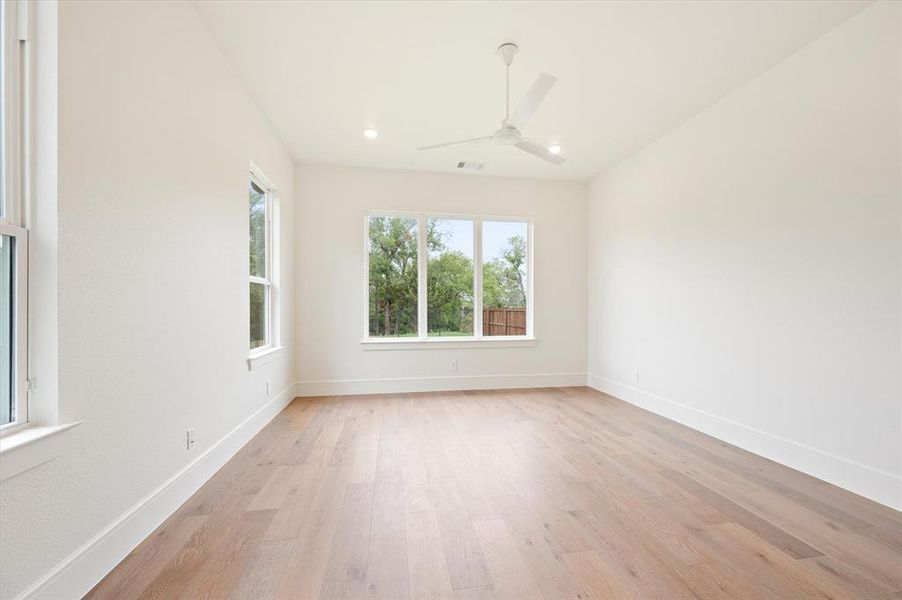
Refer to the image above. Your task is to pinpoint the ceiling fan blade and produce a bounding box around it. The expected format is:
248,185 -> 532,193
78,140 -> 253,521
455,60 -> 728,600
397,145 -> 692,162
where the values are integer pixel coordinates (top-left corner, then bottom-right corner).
418,136 -> 492,151
514,138 -> 566,165
507,73 -> 557,129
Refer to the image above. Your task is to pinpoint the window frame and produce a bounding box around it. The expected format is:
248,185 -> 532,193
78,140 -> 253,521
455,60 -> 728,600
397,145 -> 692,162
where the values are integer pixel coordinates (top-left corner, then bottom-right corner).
248,165 -> 279,358
0,224 -> 27,433
0,0 -> 28,435
363,210 -> 534,346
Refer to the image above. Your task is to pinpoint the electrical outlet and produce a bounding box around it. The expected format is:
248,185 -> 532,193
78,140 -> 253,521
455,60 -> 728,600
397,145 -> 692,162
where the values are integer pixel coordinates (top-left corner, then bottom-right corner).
266,380 -> 272,395
186,428 -> 196,450
633,370 -> 640,384
450,360 -> 458,373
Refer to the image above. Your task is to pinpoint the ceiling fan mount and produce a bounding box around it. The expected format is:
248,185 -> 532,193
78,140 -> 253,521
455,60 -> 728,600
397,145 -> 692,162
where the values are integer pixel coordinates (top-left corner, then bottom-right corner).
497,42 -> 519,67
418,42 -> 565,166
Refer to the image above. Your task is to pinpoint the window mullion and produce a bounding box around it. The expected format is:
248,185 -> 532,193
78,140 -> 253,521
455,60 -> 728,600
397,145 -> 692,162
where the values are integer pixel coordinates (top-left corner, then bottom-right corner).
417,216 -> 427,339
474,217 -> 483,339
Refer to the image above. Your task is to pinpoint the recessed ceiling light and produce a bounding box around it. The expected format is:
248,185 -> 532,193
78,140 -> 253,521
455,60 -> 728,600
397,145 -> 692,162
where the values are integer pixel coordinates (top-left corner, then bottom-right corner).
363,128 -> 379,139
548,144 -> 562,155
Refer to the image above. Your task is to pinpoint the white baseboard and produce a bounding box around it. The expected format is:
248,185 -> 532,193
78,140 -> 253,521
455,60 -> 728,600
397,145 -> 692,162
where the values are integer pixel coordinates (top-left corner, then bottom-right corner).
296,372 -> 586,397
586,374 -> 902,511
17,384 -> 298,600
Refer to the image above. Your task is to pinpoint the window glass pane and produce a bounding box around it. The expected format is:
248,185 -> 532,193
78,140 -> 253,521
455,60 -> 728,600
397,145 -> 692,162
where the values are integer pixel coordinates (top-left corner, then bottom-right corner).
1,234 -> 13,425
249,180 -> 266,278
427,218 -> 473,336
482,221 -> 528,336
368,216 -> 418,337
250,282 -> 267,350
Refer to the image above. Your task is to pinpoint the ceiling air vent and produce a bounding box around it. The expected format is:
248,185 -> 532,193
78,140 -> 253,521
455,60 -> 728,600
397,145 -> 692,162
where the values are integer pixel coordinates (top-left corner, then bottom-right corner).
457,161 -> 485,171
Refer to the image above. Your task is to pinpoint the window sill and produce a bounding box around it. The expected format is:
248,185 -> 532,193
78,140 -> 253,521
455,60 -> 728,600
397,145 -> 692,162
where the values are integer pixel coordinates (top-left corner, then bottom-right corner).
0,421 -> 82,481
247,345 -> 285,370
361,337 -> 537,351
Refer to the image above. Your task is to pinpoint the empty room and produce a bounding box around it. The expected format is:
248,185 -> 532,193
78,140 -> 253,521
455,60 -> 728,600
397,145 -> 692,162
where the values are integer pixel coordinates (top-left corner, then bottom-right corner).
0,0 -> 900,598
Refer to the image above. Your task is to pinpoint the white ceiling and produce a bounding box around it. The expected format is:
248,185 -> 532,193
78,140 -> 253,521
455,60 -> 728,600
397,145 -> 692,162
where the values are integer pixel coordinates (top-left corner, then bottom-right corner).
191,1 -> 869,181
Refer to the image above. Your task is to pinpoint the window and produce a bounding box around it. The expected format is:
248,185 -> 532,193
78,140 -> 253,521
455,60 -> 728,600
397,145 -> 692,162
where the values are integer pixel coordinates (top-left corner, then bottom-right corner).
249,170 -> 277,353
1,0 -> 27,430
365,213 -> 531,341
428,218 -> 474,336
482,220 -> 528,336
367,216 -> 419,337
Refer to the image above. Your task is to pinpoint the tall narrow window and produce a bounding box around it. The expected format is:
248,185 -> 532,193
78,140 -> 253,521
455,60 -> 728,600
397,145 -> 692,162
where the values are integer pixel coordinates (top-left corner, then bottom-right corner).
1,0 -> 28,430
248,175 -> 271,351
427,218 -> 474,336
482,220 -> 528,337
368,215 -> 419,337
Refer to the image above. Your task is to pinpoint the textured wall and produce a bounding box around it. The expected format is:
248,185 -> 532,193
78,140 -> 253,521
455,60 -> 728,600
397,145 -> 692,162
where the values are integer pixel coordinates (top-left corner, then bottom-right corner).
0,2 -> 296,597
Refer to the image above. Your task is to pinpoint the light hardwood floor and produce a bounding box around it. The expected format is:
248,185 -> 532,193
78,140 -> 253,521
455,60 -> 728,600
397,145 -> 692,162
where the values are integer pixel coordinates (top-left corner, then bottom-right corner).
88,387 -> 902,599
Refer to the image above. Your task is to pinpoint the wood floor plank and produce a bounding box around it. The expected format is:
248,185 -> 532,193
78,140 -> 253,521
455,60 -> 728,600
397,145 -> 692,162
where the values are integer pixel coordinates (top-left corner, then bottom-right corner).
436,510 -> 494,591
406,510 -> 456,599
247,464 -> 305,512
798,555 -> 902,600
262,463 -> 323,540
177,508 -> 275,599
563,506 -> 698,599
86,515 -> 209,600
228,538 -> 295,600
561,550 -> 634,599
350,433 -> 380,484
92,390 -> 902,599
136,494 -> 254,600
317,482 -> 376,598
471,518 -> 543,599
686,522 -> 858,600
492,494 -> 593,600
274,508 -> 343,598
659,468 -> 825,559
366,469 -> 410,598
309,464 -> 354,511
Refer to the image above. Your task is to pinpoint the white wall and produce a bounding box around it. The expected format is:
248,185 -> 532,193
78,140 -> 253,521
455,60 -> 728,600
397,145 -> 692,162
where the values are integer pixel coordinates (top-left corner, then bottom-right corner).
0,2 -> 296,598
295,165 -> 587,394
587,1 -> 901,509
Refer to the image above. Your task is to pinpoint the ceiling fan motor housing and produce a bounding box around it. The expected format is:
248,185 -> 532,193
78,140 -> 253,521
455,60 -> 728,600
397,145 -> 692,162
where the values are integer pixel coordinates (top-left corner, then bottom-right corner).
493,124 -> 522,145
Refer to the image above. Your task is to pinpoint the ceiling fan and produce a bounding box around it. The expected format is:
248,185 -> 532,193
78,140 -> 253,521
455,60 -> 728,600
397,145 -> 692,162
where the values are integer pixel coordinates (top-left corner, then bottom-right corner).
418,43 -> 565,166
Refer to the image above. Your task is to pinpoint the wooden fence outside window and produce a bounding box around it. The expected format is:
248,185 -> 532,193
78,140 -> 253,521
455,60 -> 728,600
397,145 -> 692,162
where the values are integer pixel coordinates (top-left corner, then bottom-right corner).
482,307 -> 526,336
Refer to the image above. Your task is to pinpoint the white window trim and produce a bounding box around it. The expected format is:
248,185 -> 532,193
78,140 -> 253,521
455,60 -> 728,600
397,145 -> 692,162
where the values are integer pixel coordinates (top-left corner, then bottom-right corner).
248,162 -> 280,365
246,345 -> 285,370
0,0 -> 80,481
361,337 -> 536,351
1,0 -> 28,436
0,420 -> 80,481
362,210 -> 534,346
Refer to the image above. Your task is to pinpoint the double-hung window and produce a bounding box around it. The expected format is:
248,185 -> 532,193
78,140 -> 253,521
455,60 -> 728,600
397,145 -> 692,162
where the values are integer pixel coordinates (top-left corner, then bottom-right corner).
1,0 -> 27,431
248,170 -> 277,353
366,213 -> 532,342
